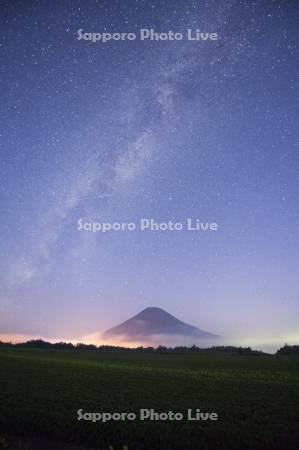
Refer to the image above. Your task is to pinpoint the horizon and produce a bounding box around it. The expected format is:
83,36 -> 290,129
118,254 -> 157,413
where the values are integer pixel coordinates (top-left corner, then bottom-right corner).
0,333 -> 296,356
1,305 -> 297,355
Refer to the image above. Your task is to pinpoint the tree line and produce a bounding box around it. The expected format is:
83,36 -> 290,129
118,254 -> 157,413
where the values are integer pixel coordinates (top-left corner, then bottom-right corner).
1,339 -> 298,354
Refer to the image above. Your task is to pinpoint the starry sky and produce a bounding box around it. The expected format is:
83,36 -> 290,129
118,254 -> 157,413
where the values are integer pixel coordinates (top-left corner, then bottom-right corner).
1,0 -> 298,350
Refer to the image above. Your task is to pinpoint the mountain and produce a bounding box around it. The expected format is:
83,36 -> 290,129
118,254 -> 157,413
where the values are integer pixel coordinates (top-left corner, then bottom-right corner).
103,307 -> 218,341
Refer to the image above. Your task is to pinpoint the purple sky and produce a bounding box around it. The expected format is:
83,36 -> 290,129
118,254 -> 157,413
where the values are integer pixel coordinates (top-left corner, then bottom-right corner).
1,0 -> 299,351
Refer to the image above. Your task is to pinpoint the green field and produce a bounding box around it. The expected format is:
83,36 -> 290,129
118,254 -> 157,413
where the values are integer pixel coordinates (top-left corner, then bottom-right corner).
0,348 -> 299,450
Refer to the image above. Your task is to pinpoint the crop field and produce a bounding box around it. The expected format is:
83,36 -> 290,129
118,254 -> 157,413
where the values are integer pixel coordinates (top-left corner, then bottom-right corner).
0,348 -> 299,450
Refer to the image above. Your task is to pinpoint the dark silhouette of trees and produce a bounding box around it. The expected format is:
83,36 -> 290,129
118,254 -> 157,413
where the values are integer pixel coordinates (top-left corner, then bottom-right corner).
276,344 -> 299,355
0,339 -> 269,354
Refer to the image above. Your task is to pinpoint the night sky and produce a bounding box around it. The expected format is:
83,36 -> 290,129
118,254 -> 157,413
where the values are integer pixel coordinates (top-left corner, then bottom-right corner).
1,0 -> 298,351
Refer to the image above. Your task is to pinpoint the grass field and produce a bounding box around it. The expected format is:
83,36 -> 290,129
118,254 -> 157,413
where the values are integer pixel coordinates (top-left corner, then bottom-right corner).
0,348 -> 299,450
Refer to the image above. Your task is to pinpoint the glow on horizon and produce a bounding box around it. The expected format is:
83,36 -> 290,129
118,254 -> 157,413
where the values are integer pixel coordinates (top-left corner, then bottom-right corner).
2,331 -> 299,354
